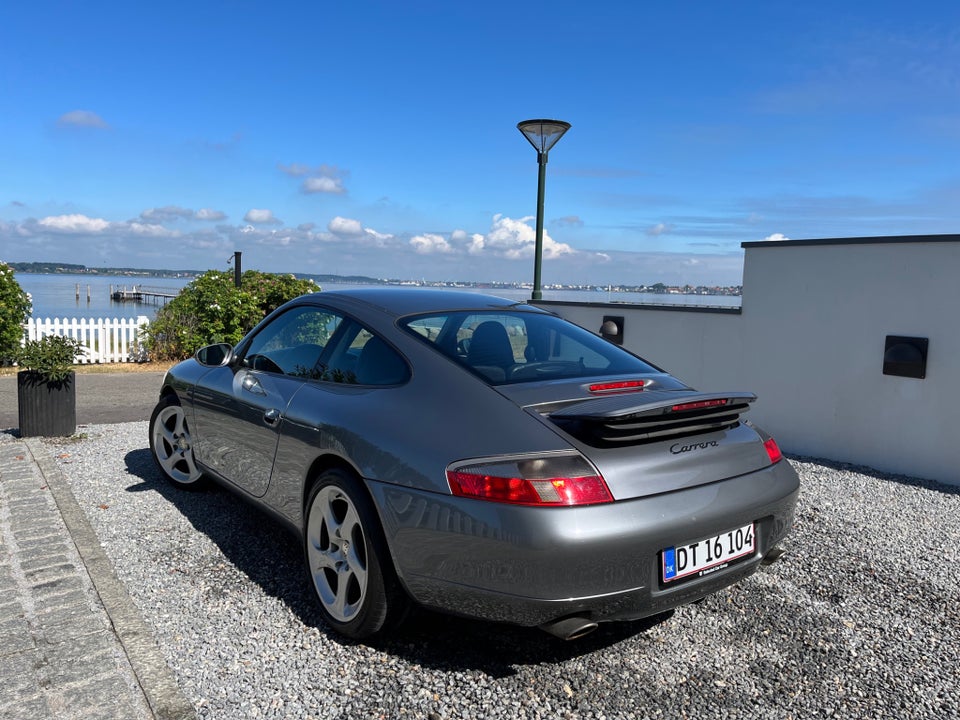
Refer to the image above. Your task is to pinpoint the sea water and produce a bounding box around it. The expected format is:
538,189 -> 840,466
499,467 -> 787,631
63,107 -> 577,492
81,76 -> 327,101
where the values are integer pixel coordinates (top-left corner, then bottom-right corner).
15,273 -> 740,321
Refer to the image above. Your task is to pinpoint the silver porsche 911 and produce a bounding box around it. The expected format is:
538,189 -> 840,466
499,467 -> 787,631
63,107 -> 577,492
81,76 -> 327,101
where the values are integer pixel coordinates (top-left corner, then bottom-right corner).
149,288 -> 799,640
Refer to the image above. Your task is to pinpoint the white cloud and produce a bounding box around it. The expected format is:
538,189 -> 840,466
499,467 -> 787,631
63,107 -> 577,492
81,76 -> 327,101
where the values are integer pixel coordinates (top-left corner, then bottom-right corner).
397,215 -> 579,260
195,208 -> 226,221
260,232 -> 294,247
140,206 -> 193,222
363,227 -> 392,243
141,206 -> 226,223
302,176 -> 345,194
280,162 -> 348,194
484,214 -> 575,260
410,233 -> 452,254
646,222 -> 676,237
57,110 -> 109,128
763,232 -> 790,242
451,229 -> 486,255
127,222 -> 180,238
0,212 -> 748,287
328,216 -> 364,236
244,208 -> 281,224
324,217 -> 392,247
38,214 -> 110,233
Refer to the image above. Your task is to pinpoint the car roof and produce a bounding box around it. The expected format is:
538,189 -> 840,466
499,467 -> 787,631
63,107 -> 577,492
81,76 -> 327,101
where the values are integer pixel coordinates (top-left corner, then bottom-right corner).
297,287 -> 541,318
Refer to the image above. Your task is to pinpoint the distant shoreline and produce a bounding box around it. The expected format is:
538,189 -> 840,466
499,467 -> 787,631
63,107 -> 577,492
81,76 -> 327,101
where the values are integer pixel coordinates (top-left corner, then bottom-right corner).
9,265 -> 743,298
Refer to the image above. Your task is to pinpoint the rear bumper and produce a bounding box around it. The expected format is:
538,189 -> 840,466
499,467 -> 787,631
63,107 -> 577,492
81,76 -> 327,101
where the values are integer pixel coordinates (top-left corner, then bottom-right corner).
368,459 -> 799,627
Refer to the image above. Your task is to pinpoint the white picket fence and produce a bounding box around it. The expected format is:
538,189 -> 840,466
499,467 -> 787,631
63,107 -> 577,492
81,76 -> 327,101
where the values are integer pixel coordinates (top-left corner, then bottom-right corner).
24,316 -> 151,364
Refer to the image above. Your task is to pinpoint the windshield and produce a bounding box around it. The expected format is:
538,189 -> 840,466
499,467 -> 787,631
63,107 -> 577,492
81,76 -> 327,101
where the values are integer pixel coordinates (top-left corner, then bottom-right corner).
402,310 -> 660,384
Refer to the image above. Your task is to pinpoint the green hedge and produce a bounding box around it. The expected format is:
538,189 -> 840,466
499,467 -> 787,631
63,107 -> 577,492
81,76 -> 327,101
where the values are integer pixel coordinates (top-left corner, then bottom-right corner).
142,270 -> 319,361
0,262 -> 32,363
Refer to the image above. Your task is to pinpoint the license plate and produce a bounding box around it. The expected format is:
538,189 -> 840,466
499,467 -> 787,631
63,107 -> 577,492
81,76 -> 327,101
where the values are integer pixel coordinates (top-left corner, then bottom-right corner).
662,523 -> 755,583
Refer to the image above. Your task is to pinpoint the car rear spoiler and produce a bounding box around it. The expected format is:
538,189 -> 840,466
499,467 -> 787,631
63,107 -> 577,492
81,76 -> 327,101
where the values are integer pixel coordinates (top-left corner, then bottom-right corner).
547,390 -> 757,445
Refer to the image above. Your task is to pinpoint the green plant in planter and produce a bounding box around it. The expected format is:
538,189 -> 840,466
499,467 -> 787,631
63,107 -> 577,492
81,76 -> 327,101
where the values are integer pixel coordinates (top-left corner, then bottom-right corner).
15,335 -> 84,437
15,335 -> 85,383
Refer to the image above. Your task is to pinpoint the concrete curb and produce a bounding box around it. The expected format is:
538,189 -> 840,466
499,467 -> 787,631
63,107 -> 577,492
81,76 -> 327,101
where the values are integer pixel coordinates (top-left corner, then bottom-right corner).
24,439 -> 196,720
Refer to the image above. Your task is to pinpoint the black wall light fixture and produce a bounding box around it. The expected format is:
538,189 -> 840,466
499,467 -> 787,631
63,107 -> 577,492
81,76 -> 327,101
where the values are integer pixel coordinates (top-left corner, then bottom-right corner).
600,315 -> 624,345
883,336 -> 928,379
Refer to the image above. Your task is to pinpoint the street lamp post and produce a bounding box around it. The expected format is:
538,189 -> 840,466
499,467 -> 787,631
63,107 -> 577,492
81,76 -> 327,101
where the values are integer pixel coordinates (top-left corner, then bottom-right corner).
517,119 -> 570,301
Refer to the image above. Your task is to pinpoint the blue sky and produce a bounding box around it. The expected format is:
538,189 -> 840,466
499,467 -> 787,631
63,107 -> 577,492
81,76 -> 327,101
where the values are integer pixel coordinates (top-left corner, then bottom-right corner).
2,2 -> 960,287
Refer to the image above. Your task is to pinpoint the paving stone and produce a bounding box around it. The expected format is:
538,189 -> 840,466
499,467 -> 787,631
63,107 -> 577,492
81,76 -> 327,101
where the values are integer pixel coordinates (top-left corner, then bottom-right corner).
1,437 -> 168,720
28,589 -> 88,615
40,635 -> 118,687
9,518 -> 59,538
0,598 -> 22,621
15,534 -> 66,552
0,692 -> 53,720
0,648 -> 44,697
41,615 -> 107,645
58,673 -> 149,720
0,617 -> 35,655
29,575 -> 85,600
19,552 -> 72,574
23,563 -> 76,588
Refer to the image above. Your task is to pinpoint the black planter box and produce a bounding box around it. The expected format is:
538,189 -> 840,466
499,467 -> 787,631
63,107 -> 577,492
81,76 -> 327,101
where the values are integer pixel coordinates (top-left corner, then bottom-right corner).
17,371 -> 77,437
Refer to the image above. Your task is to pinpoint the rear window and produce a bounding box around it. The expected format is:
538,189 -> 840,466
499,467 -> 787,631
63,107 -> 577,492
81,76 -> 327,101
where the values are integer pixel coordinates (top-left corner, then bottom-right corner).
402,310 -> 659,384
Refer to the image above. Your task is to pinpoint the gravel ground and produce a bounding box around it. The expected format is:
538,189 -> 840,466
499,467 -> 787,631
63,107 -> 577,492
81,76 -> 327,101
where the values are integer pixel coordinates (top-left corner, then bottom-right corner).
40,422 -> 960,720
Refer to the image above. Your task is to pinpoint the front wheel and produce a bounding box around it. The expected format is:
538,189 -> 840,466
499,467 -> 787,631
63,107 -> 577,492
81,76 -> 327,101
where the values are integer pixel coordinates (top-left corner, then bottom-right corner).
304,469 -> 408,639
149,394 -> 204,489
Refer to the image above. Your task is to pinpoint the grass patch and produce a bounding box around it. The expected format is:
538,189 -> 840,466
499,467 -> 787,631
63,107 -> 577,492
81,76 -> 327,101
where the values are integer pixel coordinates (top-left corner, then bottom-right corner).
0,360 -> 177,378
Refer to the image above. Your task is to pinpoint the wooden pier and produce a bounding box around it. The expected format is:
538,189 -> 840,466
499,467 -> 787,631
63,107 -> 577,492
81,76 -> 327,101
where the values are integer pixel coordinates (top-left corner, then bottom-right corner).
110,285 -> 178,304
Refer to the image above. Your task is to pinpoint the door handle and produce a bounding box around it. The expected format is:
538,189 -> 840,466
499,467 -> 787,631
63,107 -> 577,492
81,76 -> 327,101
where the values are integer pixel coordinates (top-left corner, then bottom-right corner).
263,408 -> 281,426
241,374 -> 267,396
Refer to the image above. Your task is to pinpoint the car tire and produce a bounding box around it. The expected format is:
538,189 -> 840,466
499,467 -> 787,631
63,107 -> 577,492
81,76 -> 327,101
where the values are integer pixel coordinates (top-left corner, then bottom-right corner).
304,469 -> 408,639
149,394 -> 205,489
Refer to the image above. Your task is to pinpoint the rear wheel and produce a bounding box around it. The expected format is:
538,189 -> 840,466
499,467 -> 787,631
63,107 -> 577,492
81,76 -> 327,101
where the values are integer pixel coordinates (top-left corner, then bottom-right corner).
149,394 -> 204,489
304,469 -> 408,639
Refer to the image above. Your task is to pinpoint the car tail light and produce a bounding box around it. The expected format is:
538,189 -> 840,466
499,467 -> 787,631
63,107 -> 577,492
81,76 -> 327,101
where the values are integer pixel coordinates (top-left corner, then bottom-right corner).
447,454 -> 613,506
671,398 -> 729,413
764,438 -> 783,465
588,380 -> 646,394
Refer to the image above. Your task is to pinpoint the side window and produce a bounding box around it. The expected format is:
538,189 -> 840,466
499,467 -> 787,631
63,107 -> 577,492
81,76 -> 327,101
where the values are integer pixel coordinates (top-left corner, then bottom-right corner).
243,306 -> 342,377
403,310 -> 657,384
323,322 -> 409,386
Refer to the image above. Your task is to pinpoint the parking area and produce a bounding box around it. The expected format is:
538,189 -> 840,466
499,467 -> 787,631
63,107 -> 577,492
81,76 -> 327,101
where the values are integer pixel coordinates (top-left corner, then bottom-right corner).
10,421 -> 960,719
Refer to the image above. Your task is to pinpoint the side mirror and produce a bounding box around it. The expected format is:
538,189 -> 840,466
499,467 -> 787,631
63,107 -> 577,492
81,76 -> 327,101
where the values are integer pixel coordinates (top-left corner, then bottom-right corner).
195,343 -> 234,367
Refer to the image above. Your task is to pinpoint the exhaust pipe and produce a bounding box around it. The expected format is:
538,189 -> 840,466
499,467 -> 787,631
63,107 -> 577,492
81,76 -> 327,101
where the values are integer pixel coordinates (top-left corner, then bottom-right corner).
762,545 -> 787,567
539,615 -> 599,640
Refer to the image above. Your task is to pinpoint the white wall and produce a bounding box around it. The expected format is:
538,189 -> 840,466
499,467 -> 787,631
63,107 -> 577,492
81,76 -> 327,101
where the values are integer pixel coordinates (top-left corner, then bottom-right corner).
539,237 -> 960,485
540,302 -> 744,390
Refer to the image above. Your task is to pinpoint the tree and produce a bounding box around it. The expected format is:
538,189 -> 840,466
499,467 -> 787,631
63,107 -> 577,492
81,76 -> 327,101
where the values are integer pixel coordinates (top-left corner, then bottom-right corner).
142,270 -> 318,361
0,261 -> 32,363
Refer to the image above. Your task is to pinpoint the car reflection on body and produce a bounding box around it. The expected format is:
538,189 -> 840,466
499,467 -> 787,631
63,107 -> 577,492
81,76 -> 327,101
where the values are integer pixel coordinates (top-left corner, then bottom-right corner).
149,288 -> 799,640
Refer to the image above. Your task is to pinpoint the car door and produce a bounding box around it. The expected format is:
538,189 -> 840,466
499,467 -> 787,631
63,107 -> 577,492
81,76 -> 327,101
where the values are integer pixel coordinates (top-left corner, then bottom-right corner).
191,305 -> 344,497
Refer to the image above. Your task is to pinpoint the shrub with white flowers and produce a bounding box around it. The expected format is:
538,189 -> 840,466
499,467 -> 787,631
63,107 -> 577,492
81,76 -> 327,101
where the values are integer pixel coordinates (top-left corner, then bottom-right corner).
0,262 -> 31,364
141,269 -> 318,361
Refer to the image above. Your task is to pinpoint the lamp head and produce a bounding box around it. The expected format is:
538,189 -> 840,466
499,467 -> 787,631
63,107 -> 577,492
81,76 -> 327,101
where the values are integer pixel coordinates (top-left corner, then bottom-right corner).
517,119 -> 571,155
